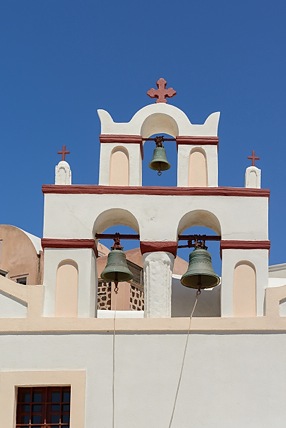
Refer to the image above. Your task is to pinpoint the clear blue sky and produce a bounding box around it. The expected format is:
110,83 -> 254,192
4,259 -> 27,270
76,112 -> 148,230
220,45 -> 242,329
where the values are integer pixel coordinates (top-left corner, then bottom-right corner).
1,1 -> 286,269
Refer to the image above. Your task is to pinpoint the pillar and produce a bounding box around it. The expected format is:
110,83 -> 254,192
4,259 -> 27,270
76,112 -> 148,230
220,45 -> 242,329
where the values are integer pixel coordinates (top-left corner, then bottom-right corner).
143,251 -> 174,318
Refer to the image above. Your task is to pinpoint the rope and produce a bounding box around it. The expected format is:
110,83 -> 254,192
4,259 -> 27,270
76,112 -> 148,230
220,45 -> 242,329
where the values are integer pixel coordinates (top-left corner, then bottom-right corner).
168,289 -> 201,428
112,283 -> 118,428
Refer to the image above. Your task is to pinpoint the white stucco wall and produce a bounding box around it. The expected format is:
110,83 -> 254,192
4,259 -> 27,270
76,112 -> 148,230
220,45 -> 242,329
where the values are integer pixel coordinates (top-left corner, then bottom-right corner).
0,292 -> 27,318
43,193 -> 268,242
1,331 -> 286,428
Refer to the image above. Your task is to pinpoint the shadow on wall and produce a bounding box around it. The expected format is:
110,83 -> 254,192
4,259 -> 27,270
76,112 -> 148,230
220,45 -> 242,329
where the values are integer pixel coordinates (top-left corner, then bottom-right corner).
172,278 -> 221,317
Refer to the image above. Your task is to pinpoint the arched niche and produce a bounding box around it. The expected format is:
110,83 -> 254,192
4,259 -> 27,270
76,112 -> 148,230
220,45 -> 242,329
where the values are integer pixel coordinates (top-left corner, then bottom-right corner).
188,148 -> 207,187
141,113 -> 179,139
177,209 -> 221,236
233,261 -> 256,317
55,260 -> 78,317
93,208 -> 140,235
109,146 -> 129,186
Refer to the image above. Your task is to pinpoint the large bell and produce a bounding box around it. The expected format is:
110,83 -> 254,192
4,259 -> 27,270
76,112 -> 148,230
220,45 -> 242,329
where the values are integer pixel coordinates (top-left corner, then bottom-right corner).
149,138 -> 171,175
101,248 -> 133,284
181,246 -> 220,289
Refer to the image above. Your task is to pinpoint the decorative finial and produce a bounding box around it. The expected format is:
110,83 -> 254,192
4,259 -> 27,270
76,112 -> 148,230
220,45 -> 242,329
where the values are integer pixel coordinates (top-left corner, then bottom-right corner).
58,145 -> 70,161
247,150 -> 260,166
147,78 -> 176,103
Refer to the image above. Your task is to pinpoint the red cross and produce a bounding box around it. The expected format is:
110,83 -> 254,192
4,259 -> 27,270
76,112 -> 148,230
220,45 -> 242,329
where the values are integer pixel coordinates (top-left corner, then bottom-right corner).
147,78 -> 176,103
247,150 -> 260,166
58,145 -> 70,161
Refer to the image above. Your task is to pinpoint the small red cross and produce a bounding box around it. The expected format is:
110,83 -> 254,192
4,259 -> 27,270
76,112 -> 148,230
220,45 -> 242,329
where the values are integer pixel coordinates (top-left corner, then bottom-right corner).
247,150 -> 260,166
147,78 -> 176,103
58,145 -> 70,161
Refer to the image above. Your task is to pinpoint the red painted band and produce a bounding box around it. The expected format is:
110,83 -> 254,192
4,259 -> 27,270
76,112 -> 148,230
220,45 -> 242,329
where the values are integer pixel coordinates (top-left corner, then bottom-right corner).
140,241 -> 178,256
42,185 -> 270,198
99,134 -> 144,159
220,240 -> 270,250
100,134 -> 143,144
41,238 -> 98,256
176,136 -> 219,145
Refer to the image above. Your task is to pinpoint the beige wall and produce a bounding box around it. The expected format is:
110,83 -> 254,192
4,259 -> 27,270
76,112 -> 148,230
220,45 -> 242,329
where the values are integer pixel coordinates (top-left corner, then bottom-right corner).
188,149 -> 207,186
0,225 -> 42,285
233,262 -> 256,316
109,148 -> 129,185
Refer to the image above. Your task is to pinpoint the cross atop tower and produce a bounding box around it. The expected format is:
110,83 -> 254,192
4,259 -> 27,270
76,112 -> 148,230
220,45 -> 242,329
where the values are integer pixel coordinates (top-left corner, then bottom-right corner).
58,145 -> 70,161
247,150 -> 260,166
147,78 -> 176,103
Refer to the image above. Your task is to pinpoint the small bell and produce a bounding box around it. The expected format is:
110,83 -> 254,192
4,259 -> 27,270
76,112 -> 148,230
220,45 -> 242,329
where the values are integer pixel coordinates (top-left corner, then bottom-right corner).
149,136 -> 171,175
101,235 -> 133,284
181,241 -> 220,290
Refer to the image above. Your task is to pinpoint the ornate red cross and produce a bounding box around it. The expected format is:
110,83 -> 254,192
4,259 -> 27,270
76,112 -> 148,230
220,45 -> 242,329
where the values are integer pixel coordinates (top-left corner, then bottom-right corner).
147,78 -> 176,103
58,145 -> 70,161
247,150 -> 260,166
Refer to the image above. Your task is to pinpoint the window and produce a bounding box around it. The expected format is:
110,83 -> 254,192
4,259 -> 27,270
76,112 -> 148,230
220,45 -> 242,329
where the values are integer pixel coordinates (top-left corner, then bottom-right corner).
0,269 -> 7,277
16,386 -> 70,428
16,277 -> 27,285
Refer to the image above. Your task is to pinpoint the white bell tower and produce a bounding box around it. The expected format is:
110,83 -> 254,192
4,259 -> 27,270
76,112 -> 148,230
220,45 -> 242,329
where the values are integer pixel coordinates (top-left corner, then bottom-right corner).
41,78 -> 270,318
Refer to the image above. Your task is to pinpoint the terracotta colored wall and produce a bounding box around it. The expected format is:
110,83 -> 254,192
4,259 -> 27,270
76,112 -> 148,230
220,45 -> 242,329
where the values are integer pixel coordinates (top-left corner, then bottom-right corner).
0,225 -> 42,285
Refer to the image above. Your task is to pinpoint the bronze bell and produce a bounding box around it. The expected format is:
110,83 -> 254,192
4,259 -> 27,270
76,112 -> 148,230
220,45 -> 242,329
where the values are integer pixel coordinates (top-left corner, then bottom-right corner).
181,242 -> 220,290
101,236 -> 133,284
149,137 -> 171,175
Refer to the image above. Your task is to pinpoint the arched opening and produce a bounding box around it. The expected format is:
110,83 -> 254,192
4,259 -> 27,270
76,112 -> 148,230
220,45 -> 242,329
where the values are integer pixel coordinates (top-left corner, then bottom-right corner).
173,210 -> 222,317
55,260 -> 78,317
140,113 -> 179,187
188,148 -> 208,186
109,146 -> 129,186
233,261 -> 256,317
94,209 -> 143,316
142,134 -> 177,186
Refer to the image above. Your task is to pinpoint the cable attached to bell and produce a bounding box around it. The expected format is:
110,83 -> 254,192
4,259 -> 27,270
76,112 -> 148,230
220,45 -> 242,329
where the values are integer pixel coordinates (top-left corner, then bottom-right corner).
112,280 -> 119,428
167,286 -> 201,428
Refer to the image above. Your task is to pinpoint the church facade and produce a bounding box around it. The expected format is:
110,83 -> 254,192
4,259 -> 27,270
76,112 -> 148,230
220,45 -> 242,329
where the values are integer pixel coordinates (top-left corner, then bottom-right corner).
0,79 -> 286,427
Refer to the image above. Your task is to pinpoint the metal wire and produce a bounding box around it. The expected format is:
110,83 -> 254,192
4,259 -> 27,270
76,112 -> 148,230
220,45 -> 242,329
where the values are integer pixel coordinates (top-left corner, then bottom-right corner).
112,284 -> 118,428
168,289 -> 201,428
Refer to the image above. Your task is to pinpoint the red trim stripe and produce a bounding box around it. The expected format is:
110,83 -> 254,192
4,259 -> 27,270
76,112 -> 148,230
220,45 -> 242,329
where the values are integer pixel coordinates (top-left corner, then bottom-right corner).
140,241 -> 177,256
176,136 -> 219,145
100,134 -> 142,144
220,240 -> 270,250
42,185 -> 270,198
41,238 -> 98,256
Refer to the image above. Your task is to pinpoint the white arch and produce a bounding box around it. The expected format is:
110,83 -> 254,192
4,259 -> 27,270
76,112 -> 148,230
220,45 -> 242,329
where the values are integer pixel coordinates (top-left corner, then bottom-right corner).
98,104 -> 220,137
93,208 -> 140,235
177,209 -> 221,236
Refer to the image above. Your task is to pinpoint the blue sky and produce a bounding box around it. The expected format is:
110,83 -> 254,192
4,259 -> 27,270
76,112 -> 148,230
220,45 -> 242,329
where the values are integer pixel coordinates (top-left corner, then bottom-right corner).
1,1 -> 286,269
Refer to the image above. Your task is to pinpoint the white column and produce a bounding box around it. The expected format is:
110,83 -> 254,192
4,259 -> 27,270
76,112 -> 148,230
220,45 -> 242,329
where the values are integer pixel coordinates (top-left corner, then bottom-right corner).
143,251 -> 174,318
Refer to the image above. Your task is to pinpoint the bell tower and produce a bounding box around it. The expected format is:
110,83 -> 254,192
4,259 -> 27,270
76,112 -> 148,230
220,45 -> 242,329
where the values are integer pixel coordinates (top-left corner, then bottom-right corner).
41,78 -> 270,318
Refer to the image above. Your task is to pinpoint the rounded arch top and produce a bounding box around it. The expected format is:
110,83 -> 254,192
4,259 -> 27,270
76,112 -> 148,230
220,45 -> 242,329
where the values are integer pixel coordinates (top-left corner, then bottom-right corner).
93,208 -> 140,235
98,104 -> 220,137
177,209 -> 221,235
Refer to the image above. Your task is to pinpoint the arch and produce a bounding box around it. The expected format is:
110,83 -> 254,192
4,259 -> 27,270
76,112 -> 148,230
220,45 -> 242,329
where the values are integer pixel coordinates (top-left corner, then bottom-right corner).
93,208 -> 140,235
188,148 -> 207,186
109,146 -> 129,186
233,261 -> 256,317
141,113 -> 179,139
55,260 -> 78,317
177,210 -> 221,236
